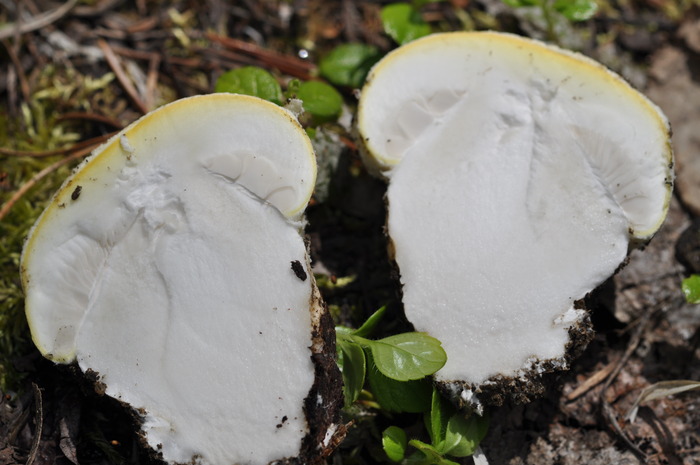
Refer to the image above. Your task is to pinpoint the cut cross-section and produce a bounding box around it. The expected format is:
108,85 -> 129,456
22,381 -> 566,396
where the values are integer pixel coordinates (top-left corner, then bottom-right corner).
21,94 -> 341,464
357,32 -> 673,404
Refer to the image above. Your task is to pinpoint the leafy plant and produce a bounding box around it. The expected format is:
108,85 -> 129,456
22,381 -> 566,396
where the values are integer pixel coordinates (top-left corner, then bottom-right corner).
215,68 -> 343,124
336,306 -> 446,409
381,3 -> 433,45
382,389 -> 490,464
501,0 -> 597,43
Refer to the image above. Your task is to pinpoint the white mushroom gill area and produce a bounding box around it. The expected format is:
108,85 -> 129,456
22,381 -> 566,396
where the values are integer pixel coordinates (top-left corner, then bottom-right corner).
357,32 -> 672,386
75,170 -> 315,465
21,95 -> 319,464
386,86 -> 630,383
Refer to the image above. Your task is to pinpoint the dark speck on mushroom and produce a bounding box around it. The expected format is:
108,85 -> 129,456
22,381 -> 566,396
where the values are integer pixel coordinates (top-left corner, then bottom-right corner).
291,260 -> 307,281
71,185 -> 82,201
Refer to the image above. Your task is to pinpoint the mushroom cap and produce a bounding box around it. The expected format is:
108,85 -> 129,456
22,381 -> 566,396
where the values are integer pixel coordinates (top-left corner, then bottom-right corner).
358,31 -> 672,240
357,32 -> 673,392
21,94 -> 332,464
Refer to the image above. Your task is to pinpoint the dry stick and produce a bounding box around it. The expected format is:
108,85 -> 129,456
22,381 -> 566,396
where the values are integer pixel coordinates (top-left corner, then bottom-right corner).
1,39 -> 30,103
201,47 -> 262,69
26,383 -> 43,465
0,0 -> 78,40
72,0 -> 123,17
98,39 -> 150,115
57,112 -> 124,129
206,33 -> 316,80
565,358 -> 618,401
145,54 -> 161,110
126,16 -> 160,34
110,45 -> 157,61
0,147 -> 93,222
0,132 -> 116,158
111,44 -> 202,67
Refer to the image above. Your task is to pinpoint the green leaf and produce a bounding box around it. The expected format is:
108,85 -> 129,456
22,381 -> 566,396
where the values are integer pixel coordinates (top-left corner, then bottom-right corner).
407,440 -> 459,465
337,340 -> 366,407
380,3 -> 432,45
335,326 -> 355,337
296,81 -> 343,123
214,66 -> 283,104
682,275 -> 700,303
427,388 -> 450,445
382,426 -> 408,462
319,43 -> 382,88
352,306 -> 387,338
553,0 -> 598,21
367,332 -> 446,381
440,412 -> 490,457
367,355 -> 432,412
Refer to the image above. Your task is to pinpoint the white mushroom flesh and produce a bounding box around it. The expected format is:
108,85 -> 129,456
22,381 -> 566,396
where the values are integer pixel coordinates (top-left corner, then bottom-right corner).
358,32 -> 672,385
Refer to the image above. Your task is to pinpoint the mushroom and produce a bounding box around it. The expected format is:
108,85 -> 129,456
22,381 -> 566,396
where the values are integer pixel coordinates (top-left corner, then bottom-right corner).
21,94 -> 342,464
357,32 -> 673,405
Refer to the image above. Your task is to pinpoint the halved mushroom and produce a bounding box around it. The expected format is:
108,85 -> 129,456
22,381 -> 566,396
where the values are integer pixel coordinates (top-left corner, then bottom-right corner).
357,32 -> 673,404
21,94 -> 342,464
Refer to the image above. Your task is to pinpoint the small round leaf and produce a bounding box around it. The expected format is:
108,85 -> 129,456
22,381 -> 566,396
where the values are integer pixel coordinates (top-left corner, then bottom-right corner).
682,275 -> 700,303
214,66 -> 283,104
382,426 -> 408,462
297,81 -> 343,123
319,43 -> 382,88
368,332 -> 447,381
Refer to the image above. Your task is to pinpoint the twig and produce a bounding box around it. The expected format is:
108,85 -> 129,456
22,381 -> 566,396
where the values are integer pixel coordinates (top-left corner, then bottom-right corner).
342,0 -> 361,42
206,33 -> 316,80
565,358 -> 618,401
25,383 -> 43,465
57,112 -> 124,129
145,53 -> 161,110
1,39 -> 30,103
72,0 -> 124,17
0,146 -> 94,222
98,39 -> 150,115
0,0 -> 78,40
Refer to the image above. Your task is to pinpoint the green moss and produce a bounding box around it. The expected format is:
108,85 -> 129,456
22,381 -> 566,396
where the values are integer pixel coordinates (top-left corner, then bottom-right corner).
0,65 -> 121,391
0,152 -> 82,389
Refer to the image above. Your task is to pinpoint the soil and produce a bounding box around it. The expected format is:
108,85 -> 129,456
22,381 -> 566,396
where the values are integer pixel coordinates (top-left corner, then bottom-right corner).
1,1 -> 699,465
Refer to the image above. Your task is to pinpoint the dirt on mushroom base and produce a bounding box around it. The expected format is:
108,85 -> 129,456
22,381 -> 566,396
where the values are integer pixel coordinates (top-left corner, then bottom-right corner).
436,312 -> 595,409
